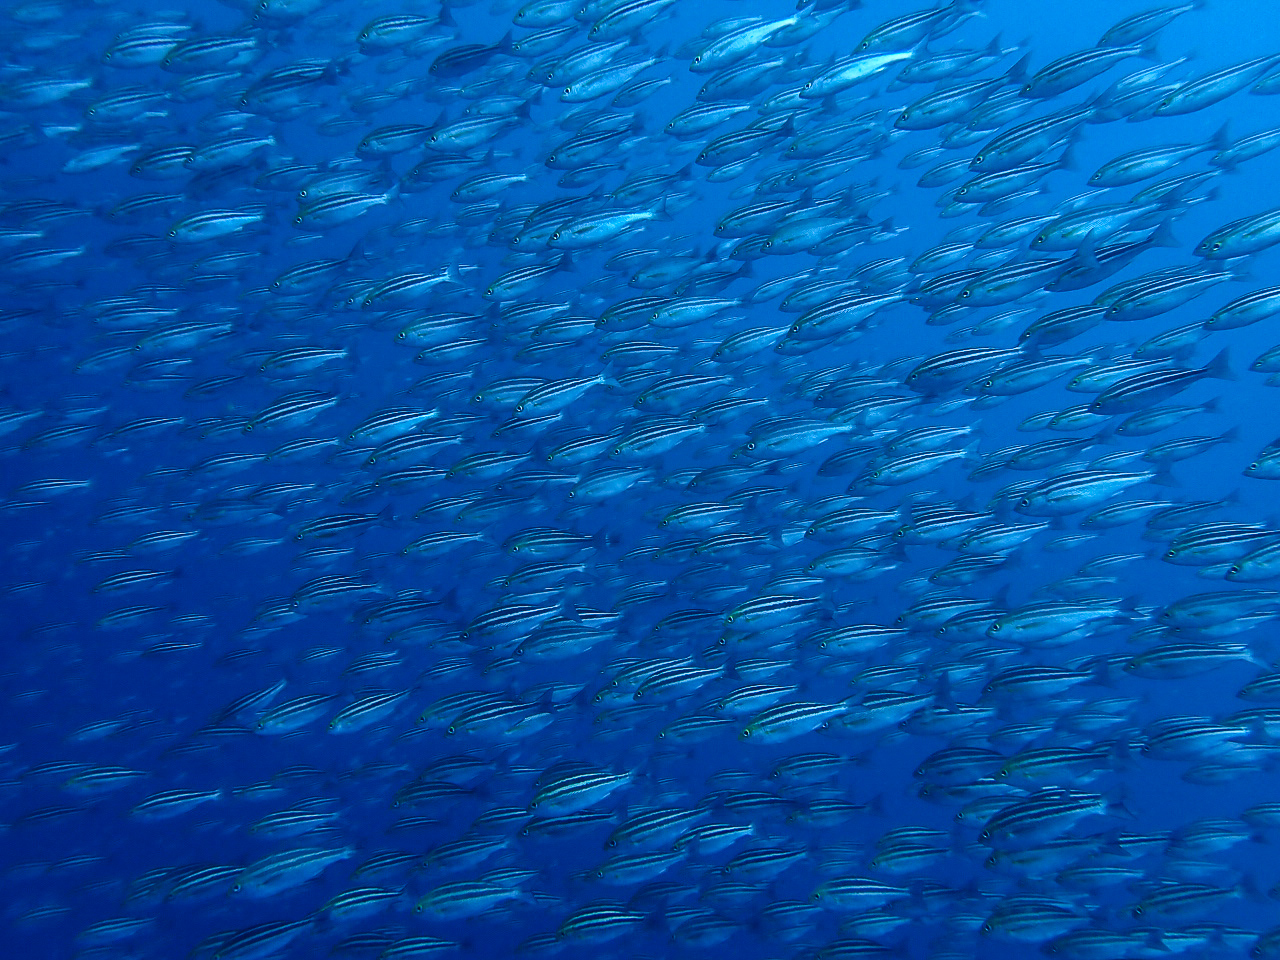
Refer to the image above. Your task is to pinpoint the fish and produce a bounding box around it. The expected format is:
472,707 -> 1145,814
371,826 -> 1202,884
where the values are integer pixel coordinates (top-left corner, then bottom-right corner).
1154,53 -> 1280,115
1020,40 -> 1159,100
1089,348 -> 1233,414
7,2 -> 1280,960
1196,205 -> 1280,259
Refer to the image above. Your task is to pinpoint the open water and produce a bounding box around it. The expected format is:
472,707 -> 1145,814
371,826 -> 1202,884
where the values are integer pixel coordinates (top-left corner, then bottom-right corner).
4,1 -> 1280,959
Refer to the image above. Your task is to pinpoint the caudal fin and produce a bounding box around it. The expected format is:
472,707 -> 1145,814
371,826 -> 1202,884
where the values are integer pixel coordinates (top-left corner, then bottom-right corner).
1203,347 -> 1234,381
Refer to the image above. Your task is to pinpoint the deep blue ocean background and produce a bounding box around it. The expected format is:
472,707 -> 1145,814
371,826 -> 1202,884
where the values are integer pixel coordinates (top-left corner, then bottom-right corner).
4,1 -> 1280,958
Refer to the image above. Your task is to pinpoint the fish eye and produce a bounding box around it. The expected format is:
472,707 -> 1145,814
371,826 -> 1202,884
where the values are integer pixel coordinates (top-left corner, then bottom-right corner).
1211,242 -> 1222,252
975,155 -> 984,164
563,87 -> 571,95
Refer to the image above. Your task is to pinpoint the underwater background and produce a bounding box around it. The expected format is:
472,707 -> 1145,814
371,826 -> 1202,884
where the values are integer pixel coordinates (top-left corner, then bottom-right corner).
4,0 -> 1280,957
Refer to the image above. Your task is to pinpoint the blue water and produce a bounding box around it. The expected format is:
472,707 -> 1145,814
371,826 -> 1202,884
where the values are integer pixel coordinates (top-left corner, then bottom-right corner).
3,1 -> 1280,958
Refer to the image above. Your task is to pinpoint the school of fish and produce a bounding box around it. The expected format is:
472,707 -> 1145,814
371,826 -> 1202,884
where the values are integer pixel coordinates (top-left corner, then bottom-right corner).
4,0 -> 1280,957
